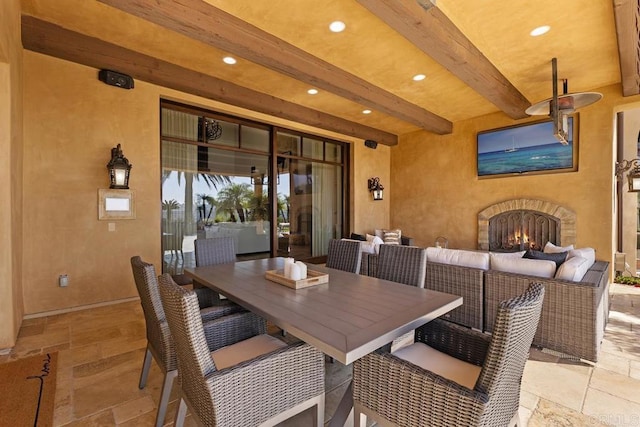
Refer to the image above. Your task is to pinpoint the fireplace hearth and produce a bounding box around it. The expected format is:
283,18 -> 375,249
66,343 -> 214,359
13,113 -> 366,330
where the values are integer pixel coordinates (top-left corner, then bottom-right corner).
478,199 -> 576,251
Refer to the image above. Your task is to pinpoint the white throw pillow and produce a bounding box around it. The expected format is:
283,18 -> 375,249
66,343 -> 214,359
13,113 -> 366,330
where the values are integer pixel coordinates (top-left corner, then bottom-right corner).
361,241 -> 376,254
567,247 -> 595,267
544,242 -> 574,254
555,256 -> 591,281
490,253 -> 556,278
426,247 -> 490,270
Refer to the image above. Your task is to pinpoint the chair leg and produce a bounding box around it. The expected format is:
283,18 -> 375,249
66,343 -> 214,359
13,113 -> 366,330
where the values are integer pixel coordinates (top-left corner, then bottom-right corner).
174,397 -> 188,427
354,406 -> 366,427
314,394 -> 325,427
139,346 -> 152,389
509,409 -> 522,427
155,370 -> 177,427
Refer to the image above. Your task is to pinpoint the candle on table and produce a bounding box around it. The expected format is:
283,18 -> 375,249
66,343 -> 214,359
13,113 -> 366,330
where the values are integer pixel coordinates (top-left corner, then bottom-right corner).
290,263 -> 302,280
295,261 -> 307,279
284,257 -> 295,278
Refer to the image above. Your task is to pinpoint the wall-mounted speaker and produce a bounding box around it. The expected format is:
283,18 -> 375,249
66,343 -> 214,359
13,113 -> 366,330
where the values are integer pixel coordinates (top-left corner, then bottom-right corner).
98,70 -> 134,90
364,139 -> 378,149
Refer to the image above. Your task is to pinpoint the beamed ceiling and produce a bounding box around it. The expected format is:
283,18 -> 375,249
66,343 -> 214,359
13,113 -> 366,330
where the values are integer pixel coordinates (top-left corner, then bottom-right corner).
20,0 -> 639,146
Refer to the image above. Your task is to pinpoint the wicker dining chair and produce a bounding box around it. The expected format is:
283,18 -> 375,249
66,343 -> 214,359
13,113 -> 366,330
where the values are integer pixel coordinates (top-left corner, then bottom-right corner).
194,236 -> 237,267
352,283 -> 545,427
130,256 -> 262,427
326,238 -> 363,273
375,244 -> 428,349
157,273 -> 326,427
376,244 -> 427,288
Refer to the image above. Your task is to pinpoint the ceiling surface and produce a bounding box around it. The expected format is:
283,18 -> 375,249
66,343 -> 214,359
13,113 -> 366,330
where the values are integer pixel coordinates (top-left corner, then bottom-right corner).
20,0 -> 630,145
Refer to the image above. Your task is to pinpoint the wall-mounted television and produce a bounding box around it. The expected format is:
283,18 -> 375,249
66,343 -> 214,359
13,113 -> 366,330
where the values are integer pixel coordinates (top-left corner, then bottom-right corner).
477,116 -> 578,178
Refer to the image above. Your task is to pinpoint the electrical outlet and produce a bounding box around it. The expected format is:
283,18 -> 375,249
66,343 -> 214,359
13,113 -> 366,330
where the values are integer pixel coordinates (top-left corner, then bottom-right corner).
108,222 -> 116,232
59,274 -> 69,287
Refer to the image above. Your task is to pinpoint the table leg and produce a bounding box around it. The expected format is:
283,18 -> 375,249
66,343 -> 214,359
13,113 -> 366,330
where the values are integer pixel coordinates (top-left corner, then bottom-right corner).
328,381 -> 353,427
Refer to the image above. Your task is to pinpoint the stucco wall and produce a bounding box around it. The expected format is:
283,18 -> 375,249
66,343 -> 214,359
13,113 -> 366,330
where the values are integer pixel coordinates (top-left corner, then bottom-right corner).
0,0 -> 24,350
391,84 -> 639,267
352,141 -> 391,234
22,51 -> 378,314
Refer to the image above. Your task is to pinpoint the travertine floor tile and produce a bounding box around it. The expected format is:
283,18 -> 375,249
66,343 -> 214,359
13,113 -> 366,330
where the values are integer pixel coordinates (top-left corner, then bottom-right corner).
596,350 -> 630,376
73,368 -> 145,419
73,349 -> 144,390
528,399 -> 607,427
590,367 -> 640,405
583,388 -> 640,426
112,395 -> 156,424
522,359 -> 592,411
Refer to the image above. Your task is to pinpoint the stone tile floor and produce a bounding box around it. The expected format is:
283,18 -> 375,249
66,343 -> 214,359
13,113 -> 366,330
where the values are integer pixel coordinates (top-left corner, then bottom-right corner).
1,282 -> 639,426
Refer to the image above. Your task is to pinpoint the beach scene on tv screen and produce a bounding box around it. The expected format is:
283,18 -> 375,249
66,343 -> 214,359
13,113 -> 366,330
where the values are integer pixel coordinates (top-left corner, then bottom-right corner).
477,119 -> 573,176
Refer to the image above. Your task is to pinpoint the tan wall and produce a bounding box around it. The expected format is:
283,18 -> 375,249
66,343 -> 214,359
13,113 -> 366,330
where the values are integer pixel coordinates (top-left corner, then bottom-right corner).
22,51 -> 377,314
391,84 -> 639,266
352,141 -> 391,234
0,0 -> 24,349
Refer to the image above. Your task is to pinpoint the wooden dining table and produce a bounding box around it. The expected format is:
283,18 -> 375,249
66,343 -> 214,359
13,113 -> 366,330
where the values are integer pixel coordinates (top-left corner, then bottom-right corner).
185,257 -> 462,426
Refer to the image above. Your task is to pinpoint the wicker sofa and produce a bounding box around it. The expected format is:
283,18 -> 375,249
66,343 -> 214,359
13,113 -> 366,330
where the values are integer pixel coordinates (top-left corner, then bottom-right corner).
360,248 -> 610,362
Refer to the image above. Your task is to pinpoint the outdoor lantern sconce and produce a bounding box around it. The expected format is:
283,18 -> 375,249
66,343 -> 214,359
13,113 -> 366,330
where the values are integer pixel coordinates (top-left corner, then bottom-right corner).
615,159 -> 640,192
368,177 -> 384,201
107,144 -> 132,189
251,166 -> 267,185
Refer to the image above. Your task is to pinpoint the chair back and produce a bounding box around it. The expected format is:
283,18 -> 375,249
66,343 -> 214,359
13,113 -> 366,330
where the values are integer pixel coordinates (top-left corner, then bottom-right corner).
130,256 -> 175,371
376,244 -> 427,288
194,236 -> 236,266
326,239 -> 363,273
157,273 -> 217,420
476,282 -> 545,424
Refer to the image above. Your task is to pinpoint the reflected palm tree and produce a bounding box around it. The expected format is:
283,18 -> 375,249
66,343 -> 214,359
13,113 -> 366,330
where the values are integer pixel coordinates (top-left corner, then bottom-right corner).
217,183 -> 252,223
162,171 -> 231,232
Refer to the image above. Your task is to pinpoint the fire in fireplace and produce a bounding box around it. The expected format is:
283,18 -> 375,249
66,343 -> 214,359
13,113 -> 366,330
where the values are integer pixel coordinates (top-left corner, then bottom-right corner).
488,210 -> 560,252
477,199 -> 576,252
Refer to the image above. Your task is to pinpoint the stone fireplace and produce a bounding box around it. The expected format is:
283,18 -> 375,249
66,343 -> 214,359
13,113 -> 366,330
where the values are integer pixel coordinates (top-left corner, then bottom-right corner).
478,199 -> 576,251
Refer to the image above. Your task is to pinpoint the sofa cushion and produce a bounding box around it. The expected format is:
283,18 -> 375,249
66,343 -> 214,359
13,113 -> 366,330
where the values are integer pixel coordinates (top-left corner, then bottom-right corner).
523,250 -> 567,268
350,233 -> 366,241
555,256 -> 591,281
426,247 -> 490,270
544,242 -> 574,254
567,247 -> 596,267
490,253 -> 556,278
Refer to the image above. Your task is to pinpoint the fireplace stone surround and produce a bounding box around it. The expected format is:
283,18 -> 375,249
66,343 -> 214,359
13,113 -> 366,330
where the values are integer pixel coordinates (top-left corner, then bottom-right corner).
478,199 -> 576,251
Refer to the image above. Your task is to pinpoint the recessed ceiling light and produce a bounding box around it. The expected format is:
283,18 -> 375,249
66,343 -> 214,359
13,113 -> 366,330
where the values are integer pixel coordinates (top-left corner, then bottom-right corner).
223,56 -> 237,65
413,74 -> 426,81
530,25 -> 550,37
329,21 -> 346,33
362,109 -> 372,115
307,88 -> 319,95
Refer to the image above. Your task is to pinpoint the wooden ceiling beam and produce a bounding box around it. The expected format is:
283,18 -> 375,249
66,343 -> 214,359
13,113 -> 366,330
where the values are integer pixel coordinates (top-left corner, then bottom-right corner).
21,16 -> 398,146
613,0 -> 640,96
97,0 -> 452,135
357,0 -> 531,119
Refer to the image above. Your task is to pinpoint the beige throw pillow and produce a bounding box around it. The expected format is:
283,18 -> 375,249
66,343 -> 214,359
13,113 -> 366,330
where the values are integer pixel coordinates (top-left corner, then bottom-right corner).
383,229 -> 401,245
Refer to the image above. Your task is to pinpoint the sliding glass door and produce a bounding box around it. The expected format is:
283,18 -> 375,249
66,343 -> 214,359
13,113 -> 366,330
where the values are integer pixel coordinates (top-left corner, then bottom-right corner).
161,101 -> 347,274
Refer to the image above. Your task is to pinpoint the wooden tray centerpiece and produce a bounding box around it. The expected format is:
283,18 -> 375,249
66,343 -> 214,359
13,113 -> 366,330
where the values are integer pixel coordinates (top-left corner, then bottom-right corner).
265,269 -> 328,289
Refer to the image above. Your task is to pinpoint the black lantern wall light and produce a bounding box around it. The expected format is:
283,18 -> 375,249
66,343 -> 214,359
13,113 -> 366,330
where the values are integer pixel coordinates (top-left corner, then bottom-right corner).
107,144 -> 132,189
368,177 -> 384,201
